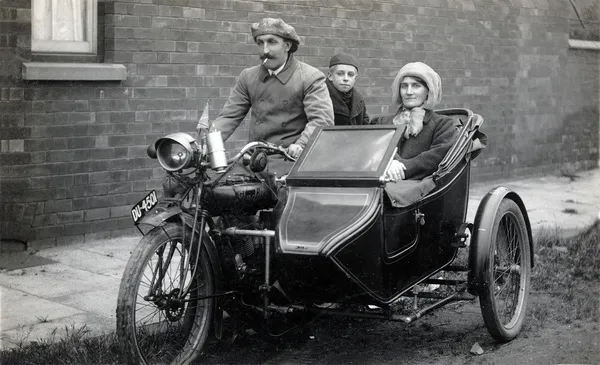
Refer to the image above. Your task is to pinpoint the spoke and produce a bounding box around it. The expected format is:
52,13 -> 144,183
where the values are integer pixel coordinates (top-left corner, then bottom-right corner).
492,213 -> 524,325
126,231 -> 213,364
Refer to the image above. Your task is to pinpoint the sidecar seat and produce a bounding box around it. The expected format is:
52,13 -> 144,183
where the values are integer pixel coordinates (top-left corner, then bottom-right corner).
383,109 -> 486,209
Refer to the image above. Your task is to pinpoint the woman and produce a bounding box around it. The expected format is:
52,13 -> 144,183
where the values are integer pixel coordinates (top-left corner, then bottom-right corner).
374,62 -> 459,181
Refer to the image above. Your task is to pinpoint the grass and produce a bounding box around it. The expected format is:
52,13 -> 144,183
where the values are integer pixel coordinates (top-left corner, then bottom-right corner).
2,220 -> 599,364
1,326 -> 122,365
530,219 -> 600,323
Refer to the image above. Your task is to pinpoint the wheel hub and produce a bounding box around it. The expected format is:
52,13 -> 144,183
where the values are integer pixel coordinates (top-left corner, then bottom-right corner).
146,288 -> 186,321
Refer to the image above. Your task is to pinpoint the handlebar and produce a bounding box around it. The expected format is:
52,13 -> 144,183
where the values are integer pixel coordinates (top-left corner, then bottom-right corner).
226,141 -> 296,164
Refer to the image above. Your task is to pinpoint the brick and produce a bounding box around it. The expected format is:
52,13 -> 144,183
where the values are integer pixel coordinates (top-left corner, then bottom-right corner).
68,137 -> 95,149
33,213 -> 56,227
46,150 -> 74,163
139,16 -> 152,27
32,225 -> 65,240
133,4 -> 158,16
44,199 -> 72,213
183,7 -> 205,18
133,52 -> 157,63
56,211 -> 84,224
111,205 -> 132,218
68,112 -> 94,124
108,182 -> 133,194
63,222 -> 91,235
0,152 -> 30,165
128,168 -> 154,181
73,174 -> 89,186
87,196 -> 114,209
89,171 -> 116,184
90,148 -> 115,160
85,207 -> 111,221
115,147 -> 130,158
152,16 -> 187,29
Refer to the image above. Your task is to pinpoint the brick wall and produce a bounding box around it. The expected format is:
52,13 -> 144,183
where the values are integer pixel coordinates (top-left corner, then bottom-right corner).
0,0 -> 598,245
561,48 -> 600,171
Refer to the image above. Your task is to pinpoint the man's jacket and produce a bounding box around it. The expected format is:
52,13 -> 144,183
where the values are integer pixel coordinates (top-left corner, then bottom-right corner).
214,55 -> 334,148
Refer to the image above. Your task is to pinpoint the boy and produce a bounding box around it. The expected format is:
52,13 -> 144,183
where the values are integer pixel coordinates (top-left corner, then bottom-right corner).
326,52 -> 370,125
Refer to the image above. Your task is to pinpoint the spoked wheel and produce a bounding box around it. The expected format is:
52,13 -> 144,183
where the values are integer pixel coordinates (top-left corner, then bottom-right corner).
117,223 -> 215,365
478,199 -> 531,342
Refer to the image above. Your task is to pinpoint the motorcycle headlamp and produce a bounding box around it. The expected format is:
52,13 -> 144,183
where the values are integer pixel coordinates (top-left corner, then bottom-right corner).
155,133 -> 199,172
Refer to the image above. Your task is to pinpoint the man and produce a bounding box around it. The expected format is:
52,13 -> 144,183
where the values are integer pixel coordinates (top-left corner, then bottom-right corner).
326,52 -> 370,125
213,18 -> 334,159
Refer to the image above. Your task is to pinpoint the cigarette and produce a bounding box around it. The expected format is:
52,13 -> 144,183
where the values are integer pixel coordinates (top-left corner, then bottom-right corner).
263,58 -> 268,64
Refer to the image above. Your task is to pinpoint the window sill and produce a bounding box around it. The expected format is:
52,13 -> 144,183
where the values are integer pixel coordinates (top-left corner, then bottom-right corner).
568,39 -> 600,51
22,62 -> 126,81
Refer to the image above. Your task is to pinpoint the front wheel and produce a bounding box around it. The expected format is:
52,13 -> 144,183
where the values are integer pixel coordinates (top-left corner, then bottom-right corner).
117,223 -> 215,365
478,199 -> 531,342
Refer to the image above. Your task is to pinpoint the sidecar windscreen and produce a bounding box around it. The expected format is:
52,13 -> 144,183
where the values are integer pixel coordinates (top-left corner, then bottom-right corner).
286,126 -> 403,187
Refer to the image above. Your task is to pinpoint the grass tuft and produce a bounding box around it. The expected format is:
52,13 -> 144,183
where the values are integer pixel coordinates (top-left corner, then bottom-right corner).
1,325 -> 122,365
531,220 -> 600,322
569,220 -> 600,281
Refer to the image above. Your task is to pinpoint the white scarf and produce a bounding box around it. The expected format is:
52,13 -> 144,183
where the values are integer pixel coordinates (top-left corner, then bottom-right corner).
393,107 -> 426,139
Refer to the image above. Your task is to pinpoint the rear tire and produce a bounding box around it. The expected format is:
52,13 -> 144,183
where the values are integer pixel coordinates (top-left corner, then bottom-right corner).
117,223 -> 214,364
478,199 -> 531,342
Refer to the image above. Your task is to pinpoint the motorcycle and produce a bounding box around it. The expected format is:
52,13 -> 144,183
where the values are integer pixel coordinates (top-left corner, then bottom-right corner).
116,108 -> 533,365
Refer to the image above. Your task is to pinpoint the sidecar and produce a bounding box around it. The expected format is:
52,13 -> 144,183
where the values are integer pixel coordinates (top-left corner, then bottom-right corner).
267,108 -> 533,342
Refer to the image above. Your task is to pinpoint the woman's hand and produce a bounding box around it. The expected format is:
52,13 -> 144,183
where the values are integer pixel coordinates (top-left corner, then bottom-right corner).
385,160 -> 406,181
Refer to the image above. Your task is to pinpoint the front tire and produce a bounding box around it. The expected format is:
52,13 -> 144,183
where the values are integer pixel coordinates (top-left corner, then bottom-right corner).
478,199 -> 531,342
117,223 -> 215,365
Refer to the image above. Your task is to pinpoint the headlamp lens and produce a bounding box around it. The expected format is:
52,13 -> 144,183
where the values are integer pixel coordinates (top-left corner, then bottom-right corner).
157,141 -> 190,171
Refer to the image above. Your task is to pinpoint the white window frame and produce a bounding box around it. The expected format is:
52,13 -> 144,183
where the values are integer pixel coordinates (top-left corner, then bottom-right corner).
31,0 -> 97,54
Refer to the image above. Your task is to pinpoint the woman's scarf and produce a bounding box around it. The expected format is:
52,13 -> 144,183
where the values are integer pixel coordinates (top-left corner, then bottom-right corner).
393,107 -> 426,139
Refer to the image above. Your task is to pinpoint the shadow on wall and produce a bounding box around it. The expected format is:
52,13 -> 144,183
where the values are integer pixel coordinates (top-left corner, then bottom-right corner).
0,203 -> 35,244
560,106 -> 600,170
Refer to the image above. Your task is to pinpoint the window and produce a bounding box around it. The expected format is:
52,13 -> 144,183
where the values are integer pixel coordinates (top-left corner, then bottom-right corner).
32,0 -> 97,54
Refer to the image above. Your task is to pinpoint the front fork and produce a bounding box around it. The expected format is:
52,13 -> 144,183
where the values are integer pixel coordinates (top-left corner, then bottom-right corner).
144,185 -> 210,304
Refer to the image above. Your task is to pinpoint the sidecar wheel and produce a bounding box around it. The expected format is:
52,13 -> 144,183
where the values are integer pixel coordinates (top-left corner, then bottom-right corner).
477,199 -> 531,342
116,223 -> 215,365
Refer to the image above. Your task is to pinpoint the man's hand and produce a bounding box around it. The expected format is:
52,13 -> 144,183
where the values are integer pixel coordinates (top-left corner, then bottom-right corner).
385,160 -> 406,181
285,143 -> 303,159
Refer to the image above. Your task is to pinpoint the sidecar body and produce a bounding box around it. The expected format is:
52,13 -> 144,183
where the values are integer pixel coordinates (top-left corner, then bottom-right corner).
271,109 -> 533,341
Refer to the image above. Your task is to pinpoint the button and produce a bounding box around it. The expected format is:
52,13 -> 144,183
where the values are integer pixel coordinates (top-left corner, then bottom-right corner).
283,100 -> 288,105
258,100 -> 263,104
281,122 -> 287,127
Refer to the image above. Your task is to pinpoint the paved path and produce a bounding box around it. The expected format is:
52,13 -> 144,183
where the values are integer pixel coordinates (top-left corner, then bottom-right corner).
1,168 -> 599,350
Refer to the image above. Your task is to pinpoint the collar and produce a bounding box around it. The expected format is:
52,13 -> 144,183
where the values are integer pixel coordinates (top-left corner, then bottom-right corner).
269,61 -> 286,76
259,54 -> 297,84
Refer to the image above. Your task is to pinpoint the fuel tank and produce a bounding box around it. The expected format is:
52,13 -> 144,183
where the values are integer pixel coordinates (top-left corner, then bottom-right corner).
202,181 -> 277,215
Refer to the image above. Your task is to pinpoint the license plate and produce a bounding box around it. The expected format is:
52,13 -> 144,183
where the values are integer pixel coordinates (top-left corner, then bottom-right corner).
131,190 -> 158,224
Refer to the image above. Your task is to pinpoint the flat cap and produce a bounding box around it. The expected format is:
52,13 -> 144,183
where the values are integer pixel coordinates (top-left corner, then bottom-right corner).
251,18 -> 300,53
329,52 -> 359,70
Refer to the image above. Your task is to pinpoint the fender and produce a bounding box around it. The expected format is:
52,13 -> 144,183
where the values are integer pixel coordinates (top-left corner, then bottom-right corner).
137,205 -> 225,300
467,187 -> 534,296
